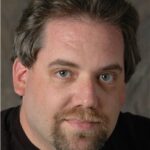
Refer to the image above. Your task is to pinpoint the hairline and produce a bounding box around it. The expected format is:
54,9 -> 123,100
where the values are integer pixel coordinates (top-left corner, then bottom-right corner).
39,14 -> 123,56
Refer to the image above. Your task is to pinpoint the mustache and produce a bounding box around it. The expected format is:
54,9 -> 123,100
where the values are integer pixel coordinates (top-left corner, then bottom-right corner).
55,106 -> 108,123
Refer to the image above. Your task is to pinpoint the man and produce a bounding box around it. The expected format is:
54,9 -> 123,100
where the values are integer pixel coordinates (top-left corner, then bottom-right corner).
1,0 -> 150,150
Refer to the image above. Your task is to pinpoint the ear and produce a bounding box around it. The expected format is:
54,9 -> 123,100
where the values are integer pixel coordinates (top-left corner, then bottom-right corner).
13,58 -> 29,96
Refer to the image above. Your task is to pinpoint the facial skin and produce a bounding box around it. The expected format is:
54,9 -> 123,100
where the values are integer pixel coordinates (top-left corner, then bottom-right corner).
13,17 -> 125,150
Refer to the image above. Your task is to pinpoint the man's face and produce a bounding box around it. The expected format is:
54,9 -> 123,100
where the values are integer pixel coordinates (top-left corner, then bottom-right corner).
15,18 -> 125,150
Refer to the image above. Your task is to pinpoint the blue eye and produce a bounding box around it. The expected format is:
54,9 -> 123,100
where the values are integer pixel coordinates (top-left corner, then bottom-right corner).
99,73 -> 113,83
56,70 -> 71,78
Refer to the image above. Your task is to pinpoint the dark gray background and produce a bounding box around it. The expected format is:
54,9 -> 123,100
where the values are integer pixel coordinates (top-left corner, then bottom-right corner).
1,0 -> 150,118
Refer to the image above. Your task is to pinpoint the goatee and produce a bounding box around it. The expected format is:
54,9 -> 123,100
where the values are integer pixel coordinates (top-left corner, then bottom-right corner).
51,106 -> 109,150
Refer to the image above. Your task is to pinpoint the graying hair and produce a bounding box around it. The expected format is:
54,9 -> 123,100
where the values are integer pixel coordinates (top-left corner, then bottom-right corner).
12,0 -> 140,82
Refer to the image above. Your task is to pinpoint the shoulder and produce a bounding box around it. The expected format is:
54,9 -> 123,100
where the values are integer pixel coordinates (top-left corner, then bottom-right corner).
115,112 -> 150,149
1,106 -> 20,150
119,112 -> 150,134
103,113 -> 150,150
1,106 -> 20,130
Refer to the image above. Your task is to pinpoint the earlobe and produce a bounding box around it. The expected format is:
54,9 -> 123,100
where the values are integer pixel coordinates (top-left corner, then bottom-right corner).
13,58 -> 29,96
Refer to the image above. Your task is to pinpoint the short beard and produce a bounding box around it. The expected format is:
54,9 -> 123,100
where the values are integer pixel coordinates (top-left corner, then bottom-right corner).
51,106 -> 109,150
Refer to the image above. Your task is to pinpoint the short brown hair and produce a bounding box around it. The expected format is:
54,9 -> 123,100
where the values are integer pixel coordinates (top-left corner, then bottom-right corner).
12,0 -> 141,82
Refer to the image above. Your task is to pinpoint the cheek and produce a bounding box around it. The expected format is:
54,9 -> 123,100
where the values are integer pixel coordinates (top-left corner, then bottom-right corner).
26,82 -> 71,117
97,92 -> 122,137
118,84 -> 126,106
24,68 -> 74,120
119,92 -> 125,106
102,87 -> 124,118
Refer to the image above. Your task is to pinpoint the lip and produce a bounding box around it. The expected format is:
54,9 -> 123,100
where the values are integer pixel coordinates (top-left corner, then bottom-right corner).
65,119 -> 99,130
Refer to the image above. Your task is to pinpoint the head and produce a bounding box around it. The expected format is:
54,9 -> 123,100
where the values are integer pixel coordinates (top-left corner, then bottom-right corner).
12,0 -> 140,150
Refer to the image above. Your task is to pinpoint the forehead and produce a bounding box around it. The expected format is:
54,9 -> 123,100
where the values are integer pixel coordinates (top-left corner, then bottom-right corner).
43,17 -> 123,44
39,17 -> 124,70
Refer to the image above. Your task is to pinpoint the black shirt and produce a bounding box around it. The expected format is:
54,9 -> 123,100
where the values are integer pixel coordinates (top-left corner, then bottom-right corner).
1,106 -> 150,150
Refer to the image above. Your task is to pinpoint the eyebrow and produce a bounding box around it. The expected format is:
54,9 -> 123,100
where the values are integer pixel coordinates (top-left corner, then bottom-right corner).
48,59 -> 80,68
102,64 -> 123,72
48,59 -> 123,72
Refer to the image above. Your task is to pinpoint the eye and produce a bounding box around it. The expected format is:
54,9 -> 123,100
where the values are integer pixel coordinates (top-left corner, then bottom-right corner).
99,73 -> 114,83
56,70 -> 72,79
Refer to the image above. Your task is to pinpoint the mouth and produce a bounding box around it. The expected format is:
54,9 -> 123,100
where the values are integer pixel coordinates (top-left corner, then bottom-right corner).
64,119 -> 100,130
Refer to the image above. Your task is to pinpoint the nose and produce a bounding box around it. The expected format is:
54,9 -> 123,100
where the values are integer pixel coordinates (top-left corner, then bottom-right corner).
72,77 -> 100,109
